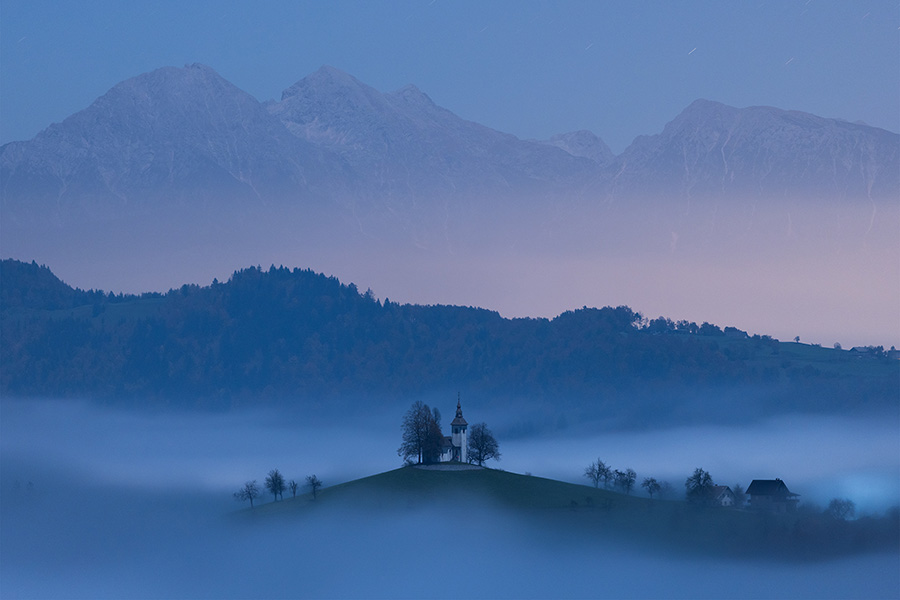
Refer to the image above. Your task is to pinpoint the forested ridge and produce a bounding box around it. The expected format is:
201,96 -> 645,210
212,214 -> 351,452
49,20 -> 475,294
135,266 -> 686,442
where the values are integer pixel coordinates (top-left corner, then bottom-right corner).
1,259 -> 896,413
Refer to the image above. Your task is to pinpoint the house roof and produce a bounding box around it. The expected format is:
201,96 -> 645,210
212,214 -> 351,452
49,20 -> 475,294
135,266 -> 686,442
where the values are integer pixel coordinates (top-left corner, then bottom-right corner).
746,479 -> 798,497
712,485 -> 734,499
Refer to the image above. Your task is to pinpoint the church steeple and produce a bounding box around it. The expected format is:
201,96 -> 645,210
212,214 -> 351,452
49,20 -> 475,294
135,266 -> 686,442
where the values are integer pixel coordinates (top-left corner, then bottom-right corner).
450,392 -> 468,462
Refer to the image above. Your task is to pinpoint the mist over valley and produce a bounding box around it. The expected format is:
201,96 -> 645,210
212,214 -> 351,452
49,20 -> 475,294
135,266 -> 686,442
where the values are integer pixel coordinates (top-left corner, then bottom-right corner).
2,399 -> 898,599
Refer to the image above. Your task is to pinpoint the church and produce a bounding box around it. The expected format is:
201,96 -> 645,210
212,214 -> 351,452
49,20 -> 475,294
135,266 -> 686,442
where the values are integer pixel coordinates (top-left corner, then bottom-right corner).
438,398 -> 468,463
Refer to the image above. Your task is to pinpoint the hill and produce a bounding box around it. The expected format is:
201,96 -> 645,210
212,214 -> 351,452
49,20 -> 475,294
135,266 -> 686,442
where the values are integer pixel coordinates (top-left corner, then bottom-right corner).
237,466 -> 900,561
2,259 -> 896,427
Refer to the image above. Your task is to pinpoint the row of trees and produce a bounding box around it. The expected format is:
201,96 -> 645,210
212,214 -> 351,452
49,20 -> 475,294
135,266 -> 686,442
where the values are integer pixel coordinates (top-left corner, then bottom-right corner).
584,461 -> 741,505
234,468 -> 323,508
584,462 -> 860,521
8,259 -> 895,411
583,459 -> 640,495
398,401 -> 500,467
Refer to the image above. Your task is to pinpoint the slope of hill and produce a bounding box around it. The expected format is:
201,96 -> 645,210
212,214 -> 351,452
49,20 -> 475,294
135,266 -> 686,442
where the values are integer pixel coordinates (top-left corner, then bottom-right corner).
2,259 -> 896,425
238,466 -> 899,561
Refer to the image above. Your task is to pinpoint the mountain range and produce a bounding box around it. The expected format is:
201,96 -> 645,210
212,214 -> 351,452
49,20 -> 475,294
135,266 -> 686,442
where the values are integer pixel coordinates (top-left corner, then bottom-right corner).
2,63 -> 896,226
1,63 -> 897,346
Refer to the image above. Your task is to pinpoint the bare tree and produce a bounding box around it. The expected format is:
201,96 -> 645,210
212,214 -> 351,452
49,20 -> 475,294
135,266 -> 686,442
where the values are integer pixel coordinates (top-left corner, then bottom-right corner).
614,468 -> 637,495
685,468 -> 715,505
584,459 -> 611,489
467,422 -> 500,466
732,483 -> 746,509
584,459 -> 604,488
306,475 -> 323,500
658,481 -> 674,500
288,479 -> 299,498
826,498 -> 855,520
398,401 -> 444,464
642,477 -> 661,499
265,469 -> 286,501
233,480 -> 260,508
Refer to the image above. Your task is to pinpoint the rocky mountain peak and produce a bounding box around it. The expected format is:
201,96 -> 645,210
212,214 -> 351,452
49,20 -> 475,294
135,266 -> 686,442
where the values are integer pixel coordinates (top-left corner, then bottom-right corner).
279,65 -> 374,101
0,63 -> 335,223
389,84 -> 437,109
612,98 -> 899,200
542,130 -> 615,166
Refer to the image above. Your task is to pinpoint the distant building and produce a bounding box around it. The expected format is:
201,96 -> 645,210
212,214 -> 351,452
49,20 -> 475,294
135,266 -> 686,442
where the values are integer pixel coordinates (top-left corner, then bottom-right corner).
746,479 -> 799,513
439,397 -> 468,463
711,485 -> 736,507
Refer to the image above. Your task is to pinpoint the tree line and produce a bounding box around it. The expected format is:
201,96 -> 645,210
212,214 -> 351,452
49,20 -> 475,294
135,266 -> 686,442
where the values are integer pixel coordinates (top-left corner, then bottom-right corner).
234,468 -> 323,508
2,259 -> 896,413
583,460 -> 861,521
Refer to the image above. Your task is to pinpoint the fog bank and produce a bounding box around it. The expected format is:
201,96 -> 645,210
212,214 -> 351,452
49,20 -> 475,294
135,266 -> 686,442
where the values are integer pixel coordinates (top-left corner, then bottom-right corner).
2,399 -> 898,599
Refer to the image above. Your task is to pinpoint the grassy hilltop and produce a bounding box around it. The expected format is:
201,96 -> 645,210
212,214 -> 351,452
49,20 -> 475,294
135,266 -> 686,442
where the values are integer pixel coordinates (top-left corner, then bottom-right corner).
237,466 -> 899,562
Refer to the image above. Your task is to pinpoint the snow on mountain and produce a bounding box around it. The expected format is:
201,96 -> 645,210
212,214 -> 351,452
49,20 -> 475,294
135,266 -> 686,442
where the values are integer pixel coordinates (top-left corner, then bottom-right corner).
3,65 -> 894,234
0,64 -> 345,225
539,130 -> 615,166
268,65 -> 597,200
607,99 -> 899,201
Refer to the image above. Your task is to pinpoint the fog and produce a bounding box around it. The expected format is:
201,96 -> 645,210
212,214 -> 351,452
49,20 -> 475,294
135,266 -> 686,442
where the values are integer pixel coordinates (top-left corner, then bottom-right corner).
499,414 -> 900,514
2,399 -> 898,599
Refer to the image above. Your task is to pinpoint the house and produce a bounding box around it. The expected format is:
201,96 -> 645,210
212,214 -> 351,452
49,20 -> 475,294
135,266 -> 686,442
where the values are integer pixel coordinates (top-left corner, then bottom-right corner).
746,479 -> 799,513
438,398 -> 468,463
711,485 -> 736,508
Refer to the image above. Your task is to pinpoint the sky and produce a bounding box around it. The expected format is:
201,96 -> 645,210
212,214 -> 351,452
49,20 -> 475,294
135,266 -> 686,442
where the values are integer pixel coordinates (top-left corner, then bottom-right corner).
2,0 -> 898,153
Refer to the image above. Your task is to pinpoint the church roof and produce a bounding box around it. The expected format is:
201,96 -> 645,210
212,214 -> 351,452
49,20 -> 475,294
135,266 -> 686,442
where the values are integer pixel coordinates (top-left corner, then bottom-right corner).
450,399 -> 467,426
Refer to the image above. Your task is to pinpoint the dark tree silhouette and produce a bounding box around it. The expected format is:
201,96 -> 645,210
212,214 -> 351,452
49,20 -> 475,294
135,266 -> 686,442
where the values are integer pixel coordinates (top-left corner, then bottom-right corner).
584,459 -> 610,488
685,468 -> 715,505
467,422 -> 500,466
732,483 -> 746,509
233,480 -> 260,508
658,481 -> 674,500
614,468 -> 637,495
642,477 -> 661,499
288,479 -> 299,498
398,401 -> 443,464
5,259 -> 897,423
826,498 -> 856,520
265,469 -> 286,501
306,475 -> 323,500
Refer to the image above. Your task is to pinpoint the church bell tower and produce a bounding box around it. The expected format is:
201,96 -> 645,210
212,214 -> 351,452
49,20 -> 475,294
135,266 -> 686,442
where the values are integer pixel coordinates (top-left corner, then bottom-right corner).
450,393 -> 468,463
